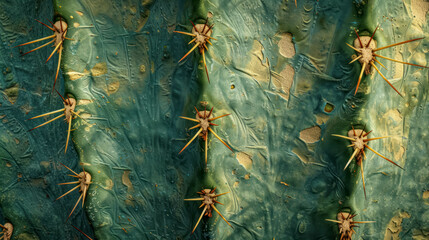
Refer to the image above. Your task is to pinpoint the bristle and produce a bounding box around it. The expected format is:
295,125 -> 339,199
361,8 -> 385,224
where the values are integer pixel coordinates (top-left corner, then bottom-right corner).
366,25 -> 379,48
354,29 -> 363,48
364,144 -> 404,169
35,19 -> 55,31
173,30 -> 196,37
66,193 -> 83,222
189,20 -> 198,32
374,38 -> 424,52
178,42 -> 200,62
53,46 -> 63,90
16,34 -> 56,48
191,206 -> 207,234
344,148 -> 359,170
346,43 -> 361,52
361,161 -> 367,199
349,55 -> 362,64
45,40 -> 62,63
65,115 -> 73,154
178,128 -> 203,154
370,62 -> 403,97
354,62 -> 367,95
22,39 -> 55,56
194,106 -> 203,118
202,50 -> 210,83
202,18 -> 208,33
373,53 -> 428,68
332,134 -> 356,141
179,116 -> 200,123
208,114 -> 230,122
71,225 -> 93,240
56,185 -> 80,201
28,113 -> 65,131
211,204 -> 233,229
208,127 -> 233,152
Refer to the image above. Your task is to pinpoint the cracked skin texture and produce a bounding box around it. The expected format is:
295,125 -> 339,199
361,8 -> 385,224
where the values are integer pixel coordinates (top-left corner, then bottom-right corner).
0,0 -> 93,239
0,0 -> 428,239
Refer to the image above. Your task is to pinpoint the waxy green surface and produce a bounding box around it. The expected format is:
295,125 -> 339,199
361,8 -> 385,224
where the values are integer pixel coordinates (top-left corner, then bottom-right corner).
0,0 -> 428,239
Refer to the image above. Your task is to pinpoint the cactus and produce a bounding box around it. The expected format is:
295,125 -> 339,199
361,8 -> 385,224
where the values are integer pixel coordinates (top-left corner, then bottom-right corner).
0,0 -> 428,239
